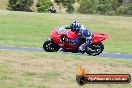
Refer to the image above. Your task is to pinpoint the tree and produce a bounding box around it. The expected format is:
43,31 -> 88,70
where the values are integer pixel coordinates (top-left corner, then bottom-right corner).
54,0 -> 75,13
116,6 -> 127,15
78,0 -> 94,14
54,0 -> 62,13
66,4 -> 75,13
95,0 -> 114,14
63,0 -> 75,13
36,0 -> 53,12
8,0 -> 33,11
127,5 -> 132,16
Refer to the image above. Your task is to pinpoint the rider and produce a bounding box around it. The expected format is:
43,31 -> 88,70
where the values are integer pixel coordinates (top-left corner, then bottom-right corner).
66,21 -> 92,53
48,6 -> 56,13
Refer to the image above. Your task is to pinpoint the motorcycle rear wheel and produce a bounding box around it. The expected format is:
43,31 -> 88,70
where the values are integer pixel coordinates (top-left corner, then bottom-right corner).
43,40 -> 60,52
86,42 -> 104,56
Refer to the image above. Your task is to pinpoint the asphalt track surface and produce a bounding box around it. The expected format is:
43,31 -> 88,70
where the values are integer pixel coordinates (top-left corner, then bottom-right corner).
0,46 -> 132,60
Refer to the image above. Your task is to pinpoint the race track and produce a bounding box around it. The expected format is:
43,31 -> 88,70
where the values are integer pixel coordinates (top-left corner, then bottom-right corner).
0,46 -> 132,60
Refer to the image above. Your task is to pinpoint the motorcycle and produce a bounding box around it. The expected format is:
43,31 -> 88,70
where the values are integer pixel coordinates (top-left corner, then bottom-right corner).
43,26 -> 108,56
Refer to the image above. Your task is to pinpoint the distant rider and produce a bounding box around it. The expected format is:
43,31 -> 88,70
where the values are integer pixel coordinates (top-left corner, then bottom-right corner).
65,21 -> 92,53
48,6 -> 56,13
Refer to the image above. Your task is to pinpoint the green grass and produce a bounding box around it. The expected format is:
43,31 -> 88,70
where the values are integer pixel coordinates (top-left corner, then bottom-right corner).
0,50 -> 132,88
0,10 -> 132,53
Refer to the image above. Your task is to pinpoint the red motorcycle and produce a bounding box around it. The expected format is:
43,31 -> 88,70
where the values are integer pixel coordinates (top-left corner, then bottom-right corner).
43,26 -> 108,56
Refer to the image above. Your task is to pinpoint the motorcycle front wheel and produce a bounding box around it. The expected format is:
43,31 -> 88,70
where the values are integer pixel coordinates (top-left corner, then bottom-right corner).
43,40 -> 60,52
86,42 -> 104,56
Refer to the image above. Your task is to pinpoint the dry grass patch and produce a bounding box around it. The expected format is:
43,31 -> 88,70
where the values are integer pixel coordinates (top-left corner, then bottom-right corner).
0,50 -> 132,88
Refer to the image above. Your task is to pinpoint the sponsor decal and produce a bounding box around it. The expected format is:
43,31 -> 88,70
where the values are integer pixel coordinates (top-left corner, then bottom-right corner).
76,65 -> 131,85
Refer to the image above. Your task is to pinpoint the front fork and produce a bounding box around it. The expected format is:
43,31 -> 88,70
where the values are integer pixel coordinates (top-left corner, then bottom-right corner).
47,37 -> 53,42
78,43 -> 87,54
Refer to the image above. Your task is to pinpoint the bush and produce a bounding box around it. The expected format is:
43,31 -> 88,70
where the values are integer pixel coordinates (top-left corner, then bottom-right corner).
78,0 -> 94,14
8,0 -> 33,11
64,0 -> 75,13
66,4 -> 75,13
54,0 -> 75,13
106,11 -> 116,15
116,6 -> 127,15
127,5 -> 132,16
95,0 -> 113,15
36,0 -> 53,12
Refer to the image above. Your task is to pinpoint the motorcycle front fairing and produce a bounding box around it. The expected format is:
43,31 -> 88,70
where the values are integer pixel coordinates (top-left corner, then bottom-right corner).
50,29 -> 64,44
50,27 -> 78,51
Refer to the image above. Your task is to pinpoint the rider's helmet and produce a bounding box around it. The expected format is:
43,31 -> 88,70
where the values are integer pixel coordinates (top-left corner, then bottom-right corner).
70,21 -> 81,32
